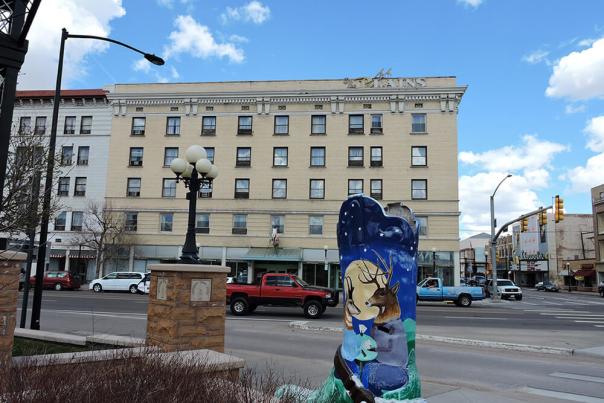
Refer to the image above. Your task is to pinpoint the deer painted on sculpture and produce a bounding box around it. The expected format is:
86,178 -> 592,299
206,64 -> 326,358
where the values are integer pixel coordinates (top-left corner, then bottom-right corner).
359,251 -> 400,324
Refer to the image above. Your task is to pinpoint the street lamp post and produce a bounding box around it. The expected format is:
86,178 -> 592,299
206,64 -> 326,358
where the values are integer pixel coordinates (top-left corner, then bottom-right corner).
30,28 -> 164,330
169,146 -> 218,263
490,174 -> 512,301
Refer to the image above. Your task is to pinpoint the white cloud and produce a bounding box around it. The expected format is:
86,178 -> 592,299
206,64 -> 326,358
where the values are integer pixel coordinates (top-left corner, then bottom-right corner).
562,116 -> 604,193
565,104 -> 586,114
132,58 -> 151,74
156,0 -> 193,9
18,0 -> 126,89
578,38 -> 596,48
522,49 -> 550,65
459,135 -> 567,237
163,15 -> 244,63
221,1 -> 271,24
229,34 -> 249,43
546,37 -> 604,100
585,116 -> 604,153
457,0 -> 483,8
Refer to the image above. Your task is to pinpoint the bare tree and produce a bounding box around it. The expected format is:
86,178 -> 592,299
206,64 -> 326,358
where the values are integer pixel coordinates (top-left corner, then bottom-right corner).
72,201 -> 134,278
0,127 -> 63,237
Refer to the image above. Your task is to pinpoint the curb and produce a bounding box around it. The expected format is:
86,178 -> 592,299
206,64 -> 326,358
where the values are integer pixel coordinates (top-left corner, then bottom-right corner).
288,321 -> 604,361
14,328 -> 145,347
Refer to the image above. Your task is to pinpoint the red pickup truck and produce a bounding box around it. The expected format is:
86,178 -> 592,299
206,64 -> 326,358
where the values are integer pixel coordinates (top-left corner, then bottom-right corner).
226,273 -> 339,319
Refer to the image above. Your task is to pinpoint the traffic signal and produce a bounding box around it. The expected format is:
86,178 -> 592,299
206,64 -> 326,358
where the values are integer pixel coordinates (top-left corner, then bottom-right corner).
555,195 -> 564,223
539,209 -> 548,226
521,217 -> 528,232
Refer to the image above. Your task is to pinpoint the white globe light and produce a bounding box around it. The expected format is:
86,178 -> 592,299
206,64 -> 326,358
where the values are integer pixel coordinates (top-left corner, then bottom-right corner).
182,164 -> 193,178
170,158 -> 187,174
195,158 -> 212,175
185,145 -> 207,163
207,164 -> 219,179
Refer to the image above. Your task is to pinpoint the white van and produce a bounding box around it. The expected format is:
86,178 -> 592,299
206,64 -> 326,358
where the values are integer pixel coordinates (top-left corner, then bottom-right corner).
89,272 -> 146,294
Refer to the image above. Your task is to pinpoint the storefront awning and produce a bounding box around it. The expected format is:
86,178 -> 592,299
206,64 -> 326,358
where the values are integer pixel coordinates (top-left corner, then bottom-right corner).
68,250 -> 97,259
574,268 -> 596,278
49,249 -> 66,258
243,248 -> 302,262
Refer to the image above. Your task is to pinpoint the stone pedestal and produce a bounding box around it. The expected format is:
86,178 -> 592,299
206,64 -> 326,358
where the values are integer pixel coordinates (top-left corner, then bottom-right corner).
0,251 -> 27,365
146,264 -> 229,352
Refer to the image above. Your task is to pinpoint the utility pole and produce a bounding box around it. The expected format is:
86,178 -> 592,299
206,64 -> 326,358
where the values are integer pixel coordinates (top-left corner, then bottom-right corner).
20,171 -> 40,328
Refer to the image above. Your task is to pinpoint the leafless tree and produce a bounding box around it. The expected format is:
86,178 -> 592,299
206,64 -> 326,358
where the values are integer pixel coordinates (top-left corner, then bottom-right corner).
72,201 -> 134,278
0,127 -> 63,238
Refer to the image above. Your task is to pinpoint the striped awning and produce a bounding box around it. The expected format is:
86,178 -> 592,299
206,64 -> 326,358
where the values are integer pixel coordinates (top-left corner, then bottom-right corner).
49,249 -> 66,258
69,250 -> 97,259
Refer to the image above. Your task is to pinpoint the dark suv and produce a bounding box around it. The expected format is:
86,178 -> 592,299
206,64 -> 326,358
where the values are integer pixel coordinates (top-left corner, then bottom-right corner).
29,271 -> 81,291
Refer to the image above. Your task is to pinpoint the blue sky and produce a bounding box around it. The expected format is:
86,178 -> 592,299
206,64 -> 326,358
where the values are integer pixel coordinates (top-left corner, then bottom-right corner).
20,0 -> 604,236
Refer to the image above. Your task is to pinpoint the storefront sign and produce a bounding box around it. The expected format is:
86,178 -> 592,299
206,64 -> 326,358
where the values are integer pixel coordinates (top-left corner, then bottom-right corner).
344,76 -> 426,89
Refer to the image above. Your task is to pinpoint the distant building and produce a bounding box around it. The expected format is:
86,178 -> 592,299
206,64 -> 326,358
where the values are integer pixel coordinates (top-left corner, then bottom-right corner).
459,233 -> 490,280
592,184 -> 604,285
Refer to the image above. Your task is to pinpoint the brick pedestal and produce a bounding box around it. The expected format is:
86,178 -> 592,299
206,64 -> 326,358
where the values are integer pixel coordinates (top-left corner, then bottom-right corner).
0,251 -> 27,365
146,264 -> 229,352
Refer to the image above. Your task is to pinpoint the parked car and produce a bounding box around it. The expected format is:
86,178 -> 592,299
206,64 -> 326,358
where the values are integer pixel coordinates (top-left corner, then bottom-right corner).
485,279 -> 523,300
136,273 -> 151,294
535,281 -> 559,292
226,273 -> 338,319
28,271 -> 81,291
89,272 -> 145,293
416,277 -> 485,307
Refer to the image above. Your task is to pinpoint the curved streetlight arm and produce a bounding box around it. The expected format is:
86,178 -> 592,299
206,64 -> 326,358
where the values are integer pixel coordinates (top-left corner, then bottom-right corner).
66,30 -> 165,65
491,174 -> 512,198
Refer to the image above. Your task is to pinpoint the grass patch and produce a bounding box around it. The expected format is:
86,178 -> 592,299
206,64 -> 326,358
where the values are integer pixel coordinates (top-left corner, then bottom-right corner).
12,337 -> 116,357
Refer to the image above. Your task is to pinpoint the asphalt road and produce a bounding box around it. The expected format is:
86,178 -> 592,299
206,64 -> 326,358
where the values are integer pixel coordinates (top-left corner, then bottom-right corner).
14,288 -> 604,402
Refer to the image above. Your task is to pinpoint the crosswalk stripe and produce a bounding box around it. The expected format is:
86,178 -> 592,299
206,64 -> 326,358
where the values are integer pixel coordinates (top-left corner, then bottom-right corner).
596,325 -> 604,328
574,320 -> 604,324
549,372 -> 604,384
519,386 -> 604,402
542,313 -> 604,317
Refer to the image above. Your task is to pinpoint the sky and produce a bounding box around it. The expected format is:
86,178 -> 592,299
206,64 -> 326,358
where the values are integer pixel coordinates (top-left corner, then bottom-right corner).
18,0 -> 604,238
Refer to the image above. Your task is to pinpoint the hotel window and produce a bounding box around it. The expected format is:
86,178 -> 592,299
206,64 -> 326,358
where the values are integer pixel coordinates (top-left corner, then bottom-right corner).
162,178 -> 177,198
131,117 -> 146,135
129,147 -> 144,166
370,147 -> 383,167
64,116 -> 76,134
348,147 -> 364,167
348,179 -> 363,196
19,117 -> 31,133
411,146 -> 427,166
271,215 -> 285,234
411,113 -> 427,133
311,115 -> 326,135
348,114 -> 364,134
273,147 -> 288,167
238,116 -> 253,135
74,177 -> 86,196
77,146 -> 89,165
127,178 -> 141,197
416,216 -> 428,236
309,215 -> 323,235
232,214 -> 247,234
166,116 -> 181,135
61,146 -> 73,165
272,179 -> 287,199
310,179 -> 325,199
371,114 -> 383,134
164,147 -> 178,166
370,179 -> 383,200
204,147 -> 214,163
202,116 -> 216,135
160,213 -> 173,232
310,147 -> 326,167
125,212 -> 138,232
235,178 -> 250,199
80,116 -> 92,134
70,211 -> 83,231
274,115 -> 289,135
411,179 -> 427,200
58,177 -> 70,196
196,213 -> 210,234
236,147 -> 251,167
54,212 -> 66,231
34,117 -> 47,134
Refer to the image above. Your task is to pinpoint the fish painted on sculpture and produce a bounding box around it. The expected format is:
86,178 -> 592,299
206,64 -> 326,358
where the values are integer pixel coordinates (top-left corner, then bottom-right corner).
335,195 -> 421,402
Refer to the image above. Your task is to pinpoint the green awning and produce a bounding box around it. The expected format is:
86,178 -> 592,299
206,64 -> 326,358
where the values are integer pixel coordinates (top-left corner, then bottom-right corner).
244,248 -> 302,262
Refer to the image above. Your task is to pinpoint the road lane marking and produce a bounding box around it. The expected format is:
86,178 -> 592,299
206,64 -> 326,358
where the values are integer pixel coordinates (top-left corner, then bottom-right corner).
519,386 -> 604,402
542,313 -> 604,317
549,372 -> 604,384
444,316 -> 509,320
574,320 -> 604,324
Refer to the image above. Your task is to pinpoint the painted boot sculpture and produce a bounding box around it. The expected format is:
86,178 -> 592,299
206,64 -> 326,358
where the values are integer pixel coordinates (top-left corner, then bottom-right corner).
278,195 -> 424,402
